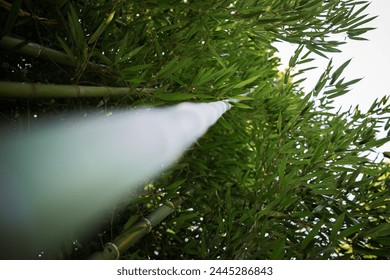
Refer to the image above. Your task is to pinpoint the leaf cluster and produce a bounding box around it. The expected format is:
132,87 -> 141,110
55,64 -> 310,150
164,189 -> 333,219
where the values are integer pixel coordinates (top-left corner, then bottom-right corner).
0,0 -> 389,260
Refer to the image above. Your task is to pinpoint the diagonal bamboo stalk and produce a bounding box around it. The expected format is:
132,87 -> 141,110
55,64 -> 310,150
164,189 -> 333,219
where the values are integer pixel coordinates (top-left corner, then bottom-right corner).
0,36 -> 103,70
0,81 -> 156,98
90,196 -> 185,260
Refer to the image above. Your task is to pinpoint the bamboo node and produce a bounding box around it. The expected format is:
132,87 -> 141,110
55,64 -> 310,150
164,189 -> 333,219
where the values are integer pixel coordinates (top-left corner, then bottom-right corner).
36,44 -> 43,58
142,218 -> 152,232
104,242 -> 120,260
165,200 -> 175,209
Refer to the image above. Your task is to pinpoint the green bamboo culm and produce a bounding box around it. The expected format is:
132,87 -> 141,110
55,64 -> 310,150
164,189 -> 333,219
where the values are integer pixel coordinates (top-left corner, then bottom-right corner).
0,36 -> 103,70
90,196 -> 184,260
0,81 -> 156,98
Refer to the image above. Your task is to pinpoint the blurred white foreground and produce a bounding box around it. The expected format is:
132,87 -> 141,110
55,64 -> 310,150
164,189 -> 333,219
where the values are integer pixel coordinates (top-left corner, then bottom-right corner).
0,101 -> 231,259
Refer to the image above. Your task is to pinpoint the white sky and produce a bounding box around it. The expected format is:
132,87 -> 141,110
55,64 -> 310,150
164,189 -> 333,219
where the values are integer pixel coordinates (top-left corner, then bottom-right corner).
274,0 -> 390,161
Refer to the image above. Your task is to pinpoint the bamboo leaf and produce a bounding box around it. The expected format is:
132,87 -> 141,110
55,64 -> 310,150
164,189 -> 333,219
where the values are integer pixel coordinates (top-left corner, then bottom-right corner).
123,215 -> 140,231
164,179 -> 187,191
156,57 -> 179,78
233,75 -> 261,89
340,222 -> 365,238
56,36 -> 77,64
154,93 -> 195,101
115,32 -> 130,64
121,64 -> 153,74
362,223 -> 390,239
302,222 -> 323,250
330,59 -> 352,85
310,139 -> 327,164
306,44 -> 328,59
88,11 -> 115,44
116,45 -> 144,64
233,102 -> 253,109
331,213 -> 345,240
271,239 -> 285,259
289,45 -> 304,67
1,0 -> 23,37
277,112 -> 282,134
327,89 -> 349,99
170,212 -> 199,225
208,42 -> 226,68
278,156 -> 287,184
232,95 -> 254,101
68,3 -> 85,51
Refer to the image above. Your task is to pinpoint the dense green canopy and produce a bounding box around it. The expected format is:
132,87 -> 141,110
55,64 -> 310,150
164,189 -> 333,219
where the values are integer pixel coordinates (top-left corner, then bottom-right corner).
0,0 -> 389,259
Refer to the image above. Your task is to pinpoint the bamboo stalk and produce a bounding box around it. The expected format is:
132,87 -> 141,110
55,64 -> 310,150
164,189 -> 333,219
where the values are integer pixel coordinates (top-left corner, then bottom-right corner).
90,196 -> 184,260
0,36 -> 103,70
0,81 -> 156,98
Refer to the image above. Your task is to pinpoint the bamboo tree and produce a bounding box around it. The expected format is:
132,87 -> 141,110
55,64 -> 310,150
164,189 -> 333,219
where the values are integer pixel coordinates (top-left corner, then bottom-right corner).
0,0 -> 388,260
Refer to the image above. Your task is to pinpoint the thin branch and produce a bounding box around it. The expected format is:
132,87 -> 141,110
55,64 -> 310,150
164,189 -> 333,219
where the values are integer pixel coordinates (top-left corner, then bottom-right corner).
0,0 -> 57,24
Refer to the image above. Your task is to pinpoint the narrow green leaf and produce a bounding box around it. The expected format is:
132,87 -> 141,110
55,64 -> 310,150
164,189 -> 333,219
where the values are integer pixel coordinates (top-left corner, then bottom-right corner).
195,68 -> 219,86
115,32 -> 129,64
346,166 -> 363,188
164,179 -> 187,191
277,112 -> 282,134
306,44 -> 328,59
375,237 -> 390,246
232,95 -> 254,101
330,59 -> 352,85
156,57 -> 178,77
362,223 -> 390,239
340,222 -> 365,238
310,139 -> 327,164
117,45 -> 144,64
93,49 -> 113,65
341,78 -> 363,88
271,239 -> 285,259
327,89 -> 349,99
348,17 -> 377,31
302,221 -> 323,250
123,215 -> 140,231
348,27 -> 376,37
121,64 -> 153,74
257,17 -> 282,24
313,72 -> 328,96
56,36 -> 77,64
349,36 -> 369,41
88,11 -> 115,44
1,0 -> 23,37
233,75 -> 261,89
289,45 -> 304,67
154,93 -> 195,101
233,102 -> 253,109
68,4 -> 85,51
170,213 -> 199,225
278,156 -> 287,184
208,42 -> 226,68
331,213 -> 345,240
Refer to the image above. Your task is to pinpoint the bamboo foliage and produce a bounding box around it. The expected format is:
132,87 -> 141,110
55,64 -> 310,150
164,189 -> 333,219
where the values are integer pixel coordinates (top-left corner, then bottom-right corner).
0,0 -> 389,260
